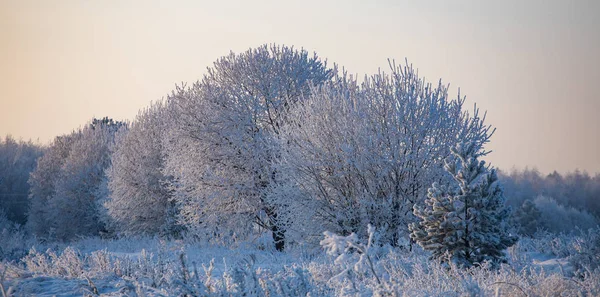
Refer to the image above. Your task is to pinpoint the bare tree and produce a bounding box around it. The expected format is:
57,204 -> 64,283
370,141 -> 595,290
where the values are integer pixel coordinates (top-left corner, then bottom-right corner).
280,62 -> 494,246
28,118 -> 124,240
164,44 -> 333,250
105,101 -> 180,237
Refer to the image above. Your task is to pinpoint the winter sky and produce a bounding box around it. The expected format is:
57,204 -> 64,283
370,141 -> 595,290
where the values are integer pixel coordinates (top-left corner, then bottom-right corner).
1,0 -> 599,174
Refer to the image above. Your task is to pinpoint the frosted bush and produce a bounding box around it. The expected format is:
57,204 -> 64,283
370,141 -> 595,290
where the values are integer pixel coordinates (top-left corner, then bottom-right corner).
88,249 -> 111,274
321,225 -> 383,286
314,227 -> 599,296
22,247 -> 83,278
569,227 -> 600,275
21,248 -> 52,275
314,250 -> 599,296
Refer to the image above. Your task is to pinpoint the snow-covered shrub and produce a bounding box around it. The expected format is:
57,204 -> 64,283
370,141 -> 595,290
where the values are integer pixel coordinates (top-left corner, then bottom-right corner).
22,247 -> 82,278
320,224 -> 383,286
569,227 -> 600,275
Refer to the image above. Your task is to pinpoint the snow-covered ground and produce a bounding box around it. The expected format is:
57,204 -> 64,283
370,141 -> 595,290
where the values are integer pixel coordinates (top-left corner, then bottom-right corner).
1,229 -> 599,296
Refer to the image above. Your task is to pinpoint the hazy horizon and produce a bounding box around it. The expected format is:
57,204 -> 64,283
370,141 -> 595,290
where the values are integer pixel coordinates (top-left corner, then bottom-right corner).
1,0 -> 599,175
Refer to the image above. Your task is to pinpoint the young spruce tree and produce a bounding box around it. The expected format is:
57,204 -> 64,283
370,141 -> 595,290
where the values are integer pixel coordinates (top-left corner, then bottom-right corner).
409,142 -> 517,267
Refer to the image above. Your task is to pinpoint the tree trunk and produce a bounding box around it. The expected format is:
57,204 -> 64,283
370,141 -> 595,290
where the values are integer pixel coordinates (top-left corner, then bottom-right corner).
272,223 -> 285,252
265,205 -> 286,251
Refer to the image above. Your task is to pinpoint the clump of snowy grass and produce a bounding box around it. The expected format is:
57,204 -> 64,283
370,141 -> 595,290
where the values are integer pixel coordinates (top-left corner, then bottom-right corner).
3,229 -> 600,296
15,243 -> 326,296
23,247 -> 84,278
569,227 -> 600,276
314,226 -> 600,296
508,227 -> 600,276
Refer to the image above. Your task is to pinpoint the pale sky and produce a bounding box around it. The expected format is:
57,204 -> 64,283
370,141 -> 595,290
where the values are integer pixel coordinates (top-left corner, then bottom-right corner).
1,0 -> 599,174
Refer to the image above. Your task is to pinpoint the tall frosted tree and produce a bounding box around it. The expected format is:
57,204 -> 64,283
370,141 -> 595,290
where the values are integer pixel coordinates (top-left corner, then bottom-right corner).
280,63 -> 493,246
28,118 -> 124,240
410,142 -> 517,267
105,101 -> 180,236
164,44 -> 333,250
28,133 -> 80,237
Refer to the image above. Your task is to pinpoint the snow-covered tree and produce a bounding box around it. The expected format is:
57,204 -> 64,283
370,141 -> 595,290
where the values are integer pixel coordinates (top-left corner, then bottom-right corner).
51,118 -> 124,240
0,136 -> 43,224
280,63 -> 493,246
105,102 -> 180,236
164,44 -> 333,250
27,118 -> 124,240
28,133 -> 80,237
410,142 -> 517,267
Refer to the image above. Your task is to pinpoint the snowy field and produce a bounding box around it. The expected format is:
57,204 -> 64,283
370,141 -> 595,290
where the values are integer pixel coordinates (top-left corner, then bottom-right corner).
1,229 -> 599,297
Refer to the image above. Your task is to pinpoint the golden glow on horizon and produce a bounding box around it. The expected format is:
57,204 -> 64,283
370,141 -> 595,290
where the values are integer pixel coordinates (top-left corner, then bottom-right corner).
1,0 -> 599,174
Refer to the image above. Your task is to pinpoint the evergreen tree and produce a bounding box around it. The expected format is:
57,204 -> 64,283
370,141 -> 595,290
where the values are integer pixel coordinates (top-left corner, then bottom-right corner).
410,142 -> 517,267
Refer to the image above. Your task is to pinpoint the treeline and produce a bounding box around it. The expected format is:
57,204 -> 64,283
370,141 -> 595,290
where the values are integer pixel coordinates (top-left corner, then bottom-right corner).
501,169 -> 600,235
0,136 -> 43,224
0,45 -> 598,254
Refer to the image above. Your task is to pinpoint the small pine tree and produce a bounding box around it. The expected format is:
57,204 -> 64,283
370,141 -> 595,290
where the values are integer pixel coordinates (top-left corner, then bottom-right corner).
409,142 -> 518,267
